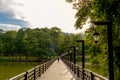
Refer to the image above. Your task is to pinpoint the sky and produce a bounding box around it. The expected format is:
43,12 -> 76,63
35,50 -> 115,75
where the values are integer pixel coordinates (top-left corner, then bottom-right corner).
0,0 -> 89,33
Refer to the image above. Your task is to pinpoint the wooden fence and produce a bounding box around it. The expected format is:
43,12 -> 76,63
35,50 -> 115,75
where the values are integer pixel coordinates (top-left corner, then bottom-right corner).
62,59 -> 108,80
10,59 -> 55,80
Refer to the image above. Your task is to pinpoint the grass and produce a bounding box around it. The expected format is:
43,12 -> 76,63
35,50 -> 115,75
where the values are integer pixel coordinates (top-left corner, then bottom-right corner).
0,56 -> 54,80
76,55 -> 108,78
0,62 -> 40,80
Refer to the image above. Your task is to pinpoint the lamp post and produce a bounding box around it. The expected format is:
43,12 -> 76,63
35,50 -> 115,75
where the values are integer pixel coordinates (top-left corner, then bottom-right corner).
68,50 -> 72,69
69,46 -> 77,64
93,31 -> 100,43
91,21 -> 114,80
69,50 -> 72,63
76,40 -> 85,80
72,46 -> 78,64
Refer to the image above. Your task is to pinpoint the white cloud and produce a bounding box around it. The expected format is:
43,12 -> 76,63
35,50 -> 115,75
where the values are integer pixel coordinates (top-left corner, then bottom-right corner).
0,23 -> 21,31
0,0 -> 82,33
0,0 -> 25,20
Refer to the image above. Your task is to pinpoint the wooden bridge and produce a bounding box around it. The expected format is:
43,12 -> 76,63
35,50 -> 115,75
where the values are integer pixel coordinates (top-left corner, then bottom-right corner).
10,58 -> 108,80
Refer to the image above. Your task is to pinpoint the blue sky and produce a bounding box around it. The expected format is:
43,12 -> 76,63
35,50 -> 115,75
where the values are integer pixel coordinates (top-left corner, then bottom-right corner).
0,0 -> 89,33
0,13 -> 28,27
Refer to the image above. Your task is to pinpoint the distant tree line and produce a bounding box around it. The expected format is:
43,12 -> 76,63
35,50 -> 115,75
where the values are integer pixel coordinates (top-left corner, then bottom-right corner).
0,27 -> 80,60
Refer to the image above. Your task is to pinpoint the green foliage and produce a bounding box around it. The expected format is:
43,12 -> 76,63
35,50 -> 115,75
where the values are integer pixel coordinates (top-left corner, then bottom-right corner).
65,0 -> 73,3
0,27 -> 80,60
66,0 -> 120,79
91,0 -> 120,79
75,4 -> 91,29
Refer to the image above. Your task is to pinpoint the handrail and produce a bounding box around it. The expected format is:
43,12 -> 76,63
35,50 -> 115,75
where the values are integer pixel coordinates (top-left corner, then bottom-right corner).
9,59 -> 56,80
61,58 -> 108,80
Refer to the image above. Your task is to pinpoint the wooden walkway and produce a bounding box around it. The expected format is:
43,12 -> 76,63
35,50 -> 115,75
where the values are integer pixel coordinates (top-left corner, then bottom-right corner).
37,59 -> 76,80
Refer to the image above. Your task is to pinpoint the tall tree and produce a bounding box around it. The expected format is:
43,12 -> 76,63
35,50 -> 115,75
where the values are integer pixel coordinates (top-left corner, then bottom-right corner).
0,29 -> 4,56
66,0 -> 120,79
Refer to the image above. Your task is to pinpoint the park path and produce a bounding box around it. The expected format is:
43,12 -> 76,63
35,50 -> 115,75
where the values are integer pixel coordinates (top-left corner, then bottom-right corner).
37,59 -> 76,80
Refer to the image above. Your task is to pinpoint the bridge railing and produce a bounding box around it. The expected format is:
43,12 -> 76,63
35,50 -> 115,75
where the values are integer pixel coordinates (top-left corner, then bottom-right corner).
62,58 -> 108,80
9,59 -> 56,80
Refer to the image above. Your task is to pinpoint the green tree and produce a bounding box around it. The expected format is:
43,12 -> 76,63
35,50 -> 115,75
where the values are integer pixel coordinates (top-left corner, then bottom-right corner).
0,27 -> 82,62
2,31 -> 17,57
66,0 -> 120,79
0,29 -> 4,56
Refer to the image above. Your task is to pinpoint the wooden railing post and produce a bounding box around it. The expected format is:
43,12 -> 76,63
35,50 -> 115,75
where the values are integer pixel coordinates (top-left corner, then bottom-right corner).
72,64 -> 74,71
42,64 -> 44,73
45,64 -> 46,71
74,65 -> 76,74
77,66 -> 80,78
69,62 -> 71,69
24,71 -> 28,80
46,63 -> 48,69
39,66 -> 41,77
90,72 -> 94,80
34,68 -> 36,80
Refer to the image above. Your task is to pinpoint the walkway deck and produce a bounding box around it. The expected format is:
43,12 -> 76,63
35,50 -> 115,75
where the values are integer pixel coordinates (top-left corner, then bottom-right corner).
37,59 -> 76,80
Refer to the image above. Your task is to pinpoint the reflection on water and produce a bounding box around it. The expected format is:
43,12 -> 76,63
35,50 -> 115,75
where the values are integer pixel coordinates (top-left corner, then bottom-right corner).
0,62 -> 40,80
